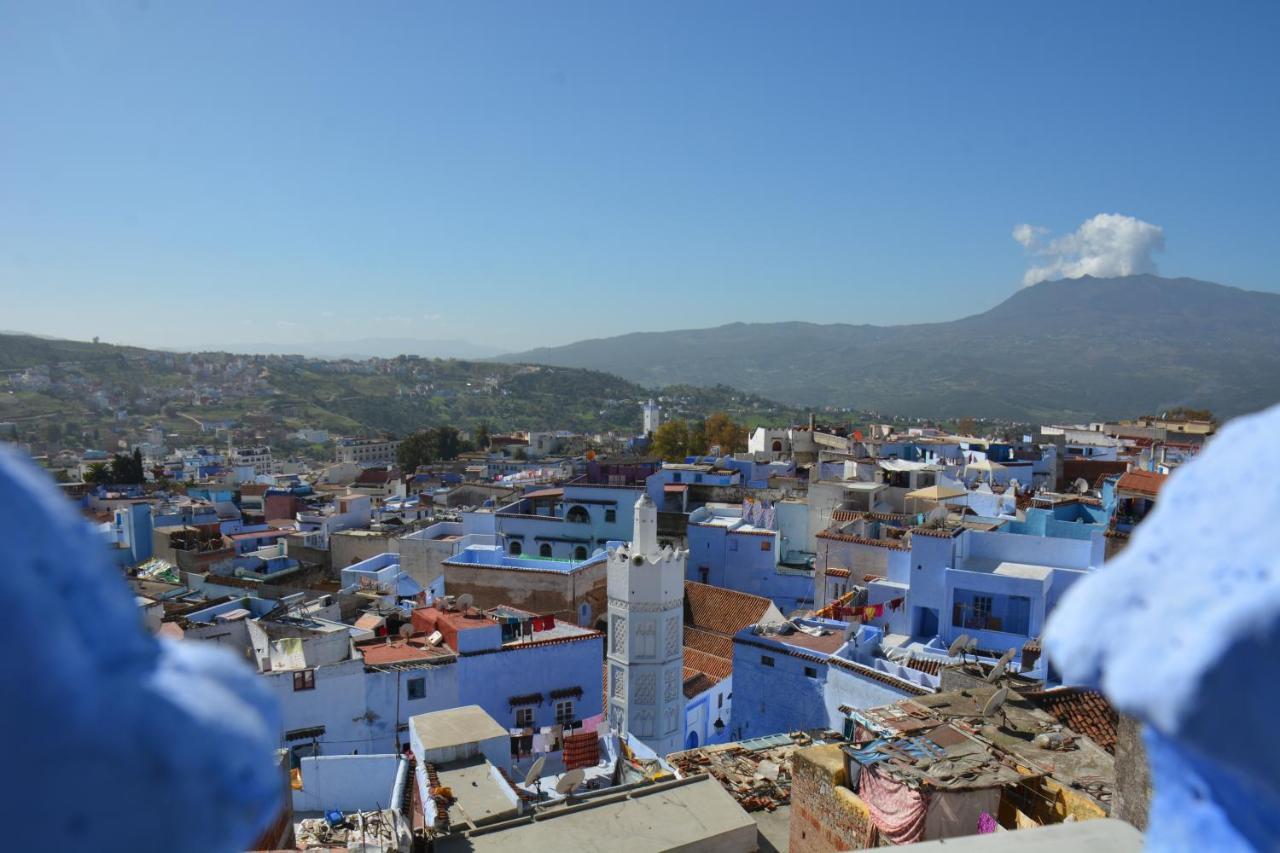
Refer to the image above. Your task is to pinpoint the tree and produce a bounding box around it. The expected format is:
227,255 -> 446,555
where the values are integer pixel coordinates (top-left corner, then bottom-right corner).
109,449 -> 145,484
397,431 -> 438,471
957,417 -> 977,437
43,422 -> 63,445
475,422 -> 491,450
651,420 -> 689,462
704,412 -> 746,454
432,426 -> 465,461
85,462 -> 111,485
686,419 -> 708,456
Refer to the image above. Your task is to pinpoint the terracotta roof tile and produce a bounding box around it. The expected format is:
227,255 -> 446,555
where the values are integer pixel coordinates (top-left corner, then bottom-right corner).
816,531 -> 910,550
1022,687 -> 1119,753
1116,470 -> 1168,498
682,669 -> 721,699
683,626 -> 733,659
683,581 -> 774,636
683,647 -> 734,681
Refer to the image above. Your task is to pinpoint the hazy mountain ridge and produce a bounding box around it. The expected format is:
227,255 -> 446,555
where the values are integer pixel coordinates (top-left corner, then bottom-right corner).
500,275 -> 1280,420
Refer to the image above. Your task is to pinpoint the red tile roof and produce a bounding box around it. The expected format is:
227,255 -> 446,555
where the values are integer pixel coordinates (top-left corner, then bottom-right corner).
683,581 -> 774,636
682,669 -> 721,699
1116,470 -> 1167,498
684,646 -> 734,681
816,531 -> 910,550
684,626 -> 733,659
1023,687 -> 1119,753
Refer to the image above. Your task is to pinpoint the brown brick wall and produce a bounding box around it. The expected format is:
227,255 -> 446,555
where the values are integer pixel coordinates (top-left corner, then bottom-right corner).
790,744 -> 877,853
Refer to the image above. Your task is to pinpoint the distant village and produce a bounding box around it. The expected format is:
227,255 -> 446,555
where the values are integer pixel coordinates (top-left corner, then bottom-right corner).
2,397 -> 1213,851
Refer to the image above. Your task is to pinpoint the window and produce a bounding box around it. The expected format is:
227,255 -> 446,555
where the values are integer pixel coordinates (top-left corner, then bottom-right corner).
509,540 -> 522,556
804,666 -> 818,678
672,472 -> 681,483
555,700 -> 575,726
515,707 -> 534,728
973,595 -> 993,622
566,505 -> 590,524
761,655 -> 775,667
717,693 -> 724,708
293,670 -> 315,691
695,474 -> 703,483
605,508 -> 616,523
574,545 -> 588,561
539,543 -> 553,558
407,677 -> 425,701
760,540 -> 772,552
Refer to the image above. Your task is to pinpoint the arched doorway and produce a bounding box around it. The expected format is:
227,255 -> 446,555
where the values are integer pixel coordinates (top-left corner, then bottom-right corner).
539,543 -> 553,558
771,440 -> 783,452
509,540 -> 522,556
574,545 -> 588,561
685,730 -> 700,750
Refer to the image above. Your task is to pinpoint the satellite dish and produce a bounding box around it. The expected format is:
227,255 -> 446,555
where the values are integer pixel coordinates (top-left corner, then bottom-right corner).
947,634 -> 971,658
982,686 -> 1009,717
926,506 -> 949,525
555,768 -> 586,795
398,624 -> 414,639
965,637 -> 978,653
523,756 -> 546,786
456,593 -> 474,612
1073,478 -> 1090,494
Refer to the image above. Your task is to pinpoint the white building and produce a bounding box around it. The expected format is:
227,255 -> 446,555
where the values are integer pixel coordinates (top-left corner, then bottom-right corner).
606,494 -> 686,757
643,399 -> 661,436
335,437 -> 401,466
230,446 -> 273,476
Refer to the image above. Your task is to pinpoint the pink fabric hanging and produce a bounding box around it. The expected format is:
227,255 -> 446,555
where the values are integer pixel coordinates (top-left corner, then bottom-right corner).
858,766 -> 930,844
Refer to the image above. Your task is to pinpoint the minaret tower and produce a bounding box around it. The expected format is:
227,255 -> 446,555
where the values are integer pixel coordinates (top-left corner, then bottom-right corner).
606,493 -> 686,756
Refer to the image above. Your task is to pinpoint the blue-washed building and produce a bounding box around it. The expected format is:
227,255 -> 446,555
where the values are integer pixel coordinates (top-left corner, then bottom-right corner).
686,503 -> 816,614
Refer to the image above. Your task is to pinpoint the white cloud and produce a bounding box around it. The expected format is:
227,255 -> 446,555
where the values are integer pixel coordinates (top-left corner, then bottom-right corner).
1012,213 -> 1165,286
423,313 -> 442,322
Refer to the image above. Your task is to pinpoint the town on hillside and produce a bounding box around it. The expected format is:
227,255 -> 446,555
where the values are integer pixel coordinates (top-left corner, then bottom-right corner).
2,395 -> 1221,851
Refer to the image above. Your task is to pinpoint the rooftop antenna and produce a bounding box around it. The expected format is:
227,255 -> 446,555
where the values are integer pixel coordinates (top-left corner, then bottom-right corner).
985,648 -> 1017,683
456,592 -> 474,613
555,768 -> 586,797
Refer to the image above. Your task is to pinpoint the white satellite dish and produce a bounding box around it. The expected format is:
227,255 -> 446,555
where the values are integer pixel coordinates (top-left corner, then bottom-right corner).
985,648 -> 1018,683
523,756 -> 546,787
982,686 -> 1009,717
1073,478 -> 1090,494
555,768 -> 586,795
965,637 -> 978,653
456,593 -> 474,612
947,634 -> 971,658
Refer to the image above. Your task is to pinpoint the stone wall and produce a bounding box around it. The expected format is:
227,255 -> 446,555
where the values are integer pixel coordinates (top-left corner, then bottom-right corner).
789,744 -> 877,853
1112,713 -> 1150,830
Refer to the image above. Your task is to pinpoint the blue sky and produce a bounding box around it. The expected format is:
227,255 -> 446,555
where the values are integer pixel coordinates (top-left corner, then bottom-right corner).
2,1 -> 1278,350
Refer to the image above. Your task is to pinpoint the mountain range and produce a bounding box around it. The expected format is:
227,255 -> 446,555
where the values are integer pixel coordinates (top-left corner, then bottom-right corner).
500,275 -> 1280,421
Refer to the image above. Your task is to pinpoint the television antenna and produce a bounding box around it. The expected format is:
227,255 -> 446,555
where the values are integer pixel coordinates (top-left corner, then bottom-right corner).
555,768 -> 586,797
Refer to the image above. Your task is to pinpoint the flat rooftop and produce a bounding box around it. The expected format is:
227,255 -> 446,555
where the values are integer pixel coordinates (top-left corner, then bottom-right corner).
411,705 -> 507,753
435,774 -> 755,853
437,759 -> 519,827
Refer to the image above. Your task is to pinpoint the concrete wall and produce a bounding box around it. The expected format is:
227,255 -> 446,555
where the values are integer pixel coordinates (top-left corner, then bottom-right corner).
291,754 -> 403,813
730,637 -> 827,740
822,662 -> 915,725
1112,714 -> 1150,830
459,636 -> 604,734
331,530 -> 400,570
442,562 -> 607,626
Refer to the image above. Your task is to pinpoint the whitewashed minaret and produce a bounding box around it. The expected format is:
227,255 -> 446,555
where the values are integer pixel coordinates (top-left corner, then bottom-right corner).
642,399 -> 661,436
606,493 -> 686,756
